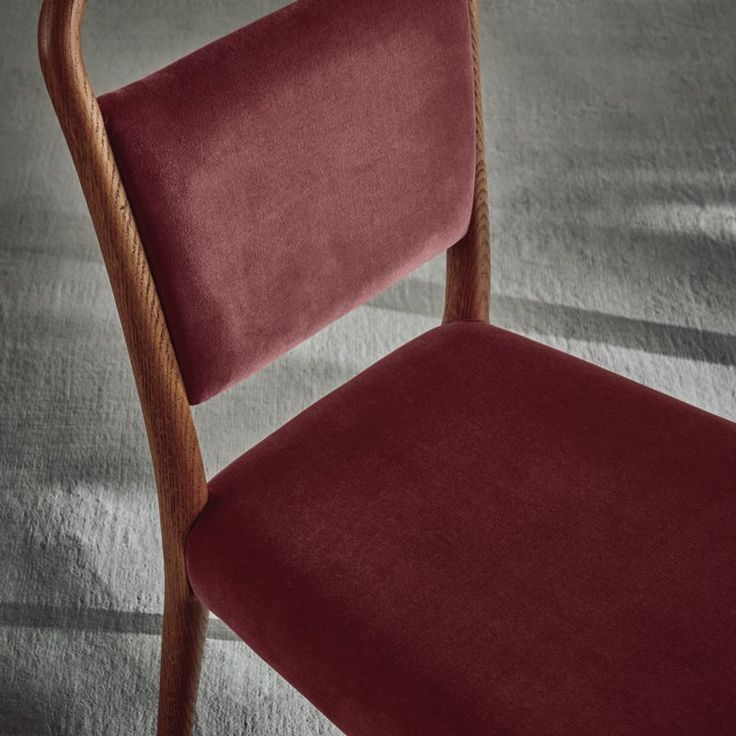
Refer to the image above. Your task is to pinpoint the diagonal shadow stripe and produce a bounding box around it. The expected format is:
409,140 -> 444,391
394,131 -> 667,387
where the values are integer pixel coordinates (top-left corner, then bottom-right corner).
0,601 -> 239,642
369,281 -> 736,367
497,296 -> 736,366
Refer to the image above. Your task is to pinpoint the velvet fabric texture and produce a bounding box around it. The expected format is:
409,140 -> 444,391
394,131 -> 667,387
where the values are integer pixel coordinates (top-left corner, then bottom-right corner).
187,322 -> 736,736
97,0 -> 476,404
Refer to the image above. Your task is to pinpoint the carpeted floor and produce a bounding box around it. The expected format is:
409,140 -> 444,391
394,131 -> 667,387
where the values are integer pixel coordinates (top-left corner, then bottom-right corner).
1,0 -> 735,733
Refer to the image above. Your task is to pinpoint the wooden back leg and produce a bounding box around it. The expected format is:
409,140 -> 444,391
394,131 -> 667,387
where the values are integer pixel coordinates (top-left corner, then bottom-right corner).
444,0 -> 491,324
38,2 -> 210,733
158,591 -> 209,735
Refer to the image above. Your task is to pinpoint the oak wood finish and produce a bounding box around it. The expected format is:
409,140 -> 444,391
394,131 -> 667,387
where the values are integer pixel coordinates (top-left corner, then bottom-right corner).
444,0 -> 491,324
37,1 -> 489,734
37,2 -> 209,734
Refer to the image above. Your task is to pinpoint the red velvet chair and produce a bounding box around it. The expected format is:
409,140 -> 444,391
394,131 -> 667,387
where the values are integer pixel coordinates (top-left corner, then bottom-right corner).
39,1 -> 736,734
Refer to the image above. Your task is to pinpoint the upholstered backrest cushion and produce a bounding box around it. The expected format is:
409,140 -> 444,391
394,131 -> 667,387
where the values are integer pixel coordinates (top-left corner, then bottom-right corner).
98,0 -> 476,403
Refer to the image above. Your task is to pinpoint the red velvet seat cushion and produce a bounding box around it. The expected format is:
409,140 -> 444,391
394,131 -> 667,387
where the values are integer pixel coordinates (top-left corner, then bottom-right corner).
186,322 -> 736,736
97,0 -> 476,404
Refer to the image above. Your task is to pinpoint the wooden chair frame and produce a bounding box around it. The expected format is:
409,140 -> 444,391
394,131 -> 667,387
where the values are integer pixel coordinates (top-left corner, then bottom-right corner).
38,1 -> 489,733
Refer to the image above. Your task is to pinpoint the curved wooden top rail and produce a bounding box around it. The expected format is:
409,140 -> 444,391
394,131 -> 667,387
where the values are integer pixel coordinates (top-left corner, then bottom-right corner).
37,0 -> 209,625
39,3 -> 210,732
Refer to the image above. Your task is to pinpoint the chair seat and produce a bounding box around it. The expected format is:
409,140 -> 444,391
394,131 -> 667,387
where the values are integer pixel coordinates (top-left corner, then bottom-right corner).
186,322 -> 736,736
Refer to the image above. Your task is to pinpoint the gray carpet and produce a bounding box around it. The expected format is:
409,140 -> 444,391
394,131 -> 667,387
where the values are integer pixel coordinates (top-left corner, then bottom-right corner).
2,0 -> 735,733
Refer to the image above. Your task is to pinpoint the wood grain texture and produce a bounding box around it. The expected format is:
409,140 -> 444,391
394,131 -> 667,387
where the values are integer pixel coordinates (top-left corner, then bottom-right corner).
444,0 -> 491,324
37,2 -> 208,734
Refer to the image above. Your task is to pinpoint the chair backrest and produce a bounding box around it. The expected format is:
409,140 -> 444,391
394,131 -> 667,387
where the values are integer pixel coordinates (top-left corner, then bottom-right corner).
97,0 -> 477,403
40,4 -> 486,726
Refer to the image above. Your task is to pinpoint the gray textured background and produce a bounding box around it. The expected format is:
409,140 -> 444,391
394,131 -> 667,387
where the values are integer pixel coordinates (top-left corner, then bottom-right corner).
2,0 -> 735,733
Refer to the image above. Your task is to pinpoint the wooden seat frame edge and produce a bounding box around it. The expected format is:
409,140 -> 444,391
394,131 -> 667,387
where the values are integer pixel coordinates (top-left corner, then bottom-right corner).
37,1 -> 490,733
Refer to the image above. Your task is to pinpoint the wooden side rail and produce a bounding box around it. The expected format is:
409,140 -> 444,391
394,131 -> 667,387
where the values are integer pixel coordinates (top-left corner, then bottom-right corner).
444,0 -> 491,324
38,2 -> 209,734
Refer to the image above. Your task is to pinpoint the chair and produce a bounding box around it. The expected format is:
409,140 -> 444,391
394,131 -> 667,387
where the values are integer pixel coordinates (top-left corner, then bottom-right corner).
38,1 -> 736,734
